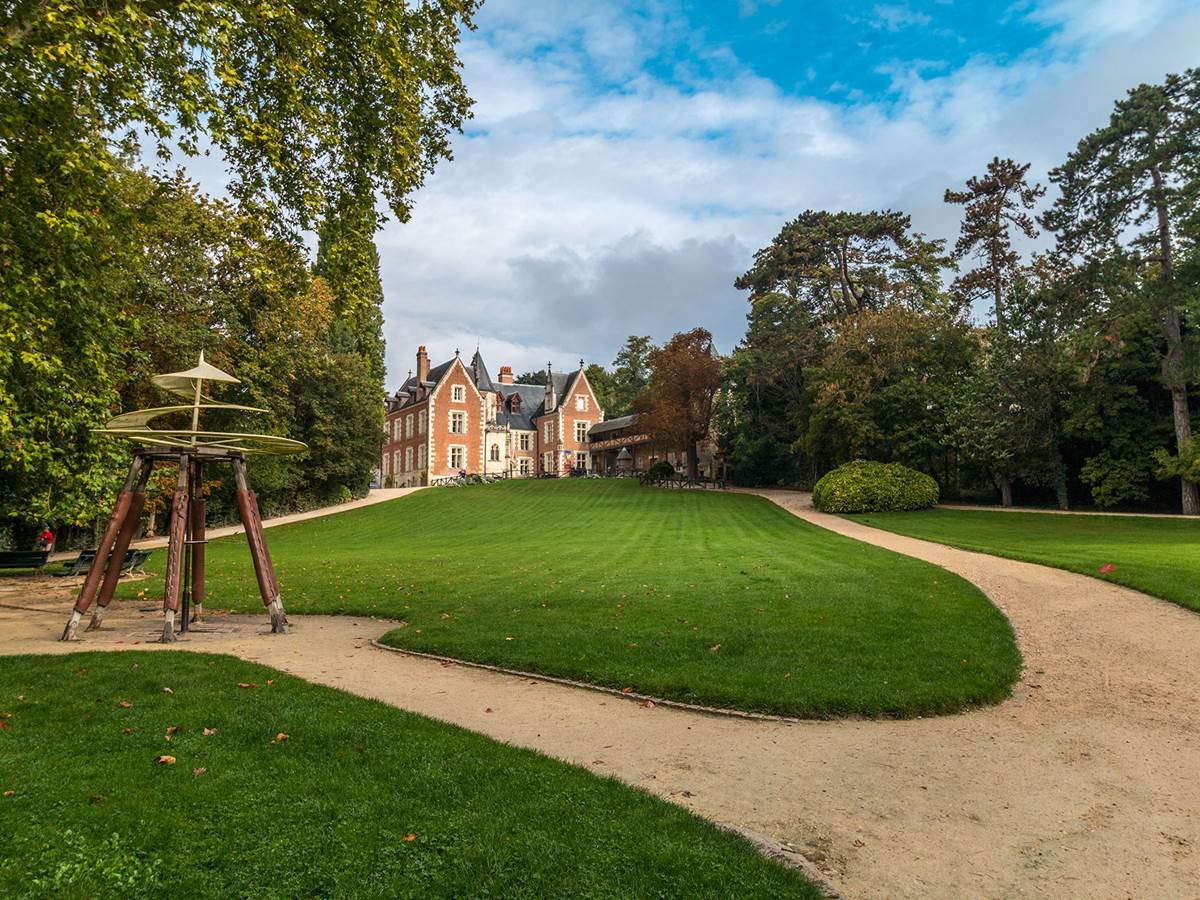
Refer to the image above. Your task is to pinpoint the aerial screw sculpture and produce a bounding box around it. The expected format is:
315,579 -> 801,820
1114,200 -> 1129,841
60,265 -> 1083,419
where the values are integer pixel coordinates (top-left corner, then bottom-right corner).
60,354 -> 306,643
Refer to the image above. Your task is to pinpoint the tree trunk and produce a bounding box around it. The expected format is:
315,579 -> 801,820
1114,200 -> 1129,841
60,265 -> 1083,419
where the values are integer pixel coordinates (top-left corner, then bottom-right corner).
1171,382 -> 1200,514
687,443 -> 699,482
1150,165 -> 1198,514
997,474 -> 1013,508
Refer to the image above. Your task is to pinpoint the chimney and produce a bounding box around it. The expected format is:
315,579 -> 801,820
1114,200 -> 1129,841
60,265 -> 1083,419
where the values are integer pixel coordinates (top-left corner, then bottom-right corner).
499,365 -> 514,385
416,345 -> 429,384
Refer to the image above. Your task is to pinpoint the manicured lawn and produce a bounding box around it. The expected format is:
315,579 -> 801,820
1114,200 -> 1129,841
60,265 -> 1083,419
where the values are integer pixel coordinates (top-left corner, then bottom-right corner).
118,479 -> 1020,718
847,508 -> 1200,613
0,652 -> 817,898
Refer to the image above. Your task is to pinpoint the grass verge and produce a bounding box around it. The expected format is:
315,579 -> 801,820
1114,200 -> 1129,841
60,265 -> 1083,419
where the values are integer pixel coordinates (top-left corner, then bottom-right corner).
119,479 -> 1021,718
847,508 -> 1200,613
0,651 -> 818,898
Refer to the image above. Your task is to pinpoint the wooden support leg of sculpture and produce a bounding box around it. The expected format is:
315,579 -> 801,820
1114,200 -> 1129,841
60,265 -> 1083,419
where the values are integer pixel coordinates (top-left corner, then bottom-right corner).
159,454 -> 191,643
189,460 -> 206,624
88,462 -> 152,631
232,457 -> 288,633
61,456 -> 145,641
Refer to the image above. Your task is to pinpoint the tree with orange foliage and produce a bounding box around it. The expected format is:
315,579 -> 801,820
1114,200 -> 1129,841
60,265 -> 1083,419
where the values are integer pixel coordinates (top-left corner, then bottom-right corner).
634,328 -> 722,481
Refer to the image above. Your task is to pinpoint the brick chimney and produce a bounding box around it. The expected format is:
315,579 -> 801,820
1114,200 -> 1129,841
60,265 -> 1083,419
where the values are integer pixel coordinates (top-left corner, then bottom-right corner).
416,345 -> 429,384
499,365 -> 514,385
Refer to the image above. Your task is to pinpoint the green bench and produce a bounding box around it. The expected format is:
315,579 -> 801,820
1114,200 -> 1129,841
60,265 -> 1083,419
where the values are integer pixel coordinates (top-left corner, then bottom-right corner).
52,549 -> 153,578
0,551 -> 50,570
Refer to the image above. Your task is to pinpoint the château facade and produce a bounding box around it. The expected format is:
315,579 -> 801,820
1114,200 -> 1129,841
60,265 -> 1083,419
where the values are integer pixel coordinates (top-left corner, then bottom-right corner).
381,346 -> 606,486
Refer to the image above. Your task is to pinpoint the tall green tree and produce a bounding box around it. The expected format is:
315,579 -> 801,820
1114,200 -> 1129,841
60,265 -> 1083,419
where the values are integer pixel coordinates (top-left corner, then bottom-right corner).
1,1 -> 477,527
1043,67 -> 1200,513
609,335 -> 655,417
944,157 -> 1046,329
734,210 -> 950,317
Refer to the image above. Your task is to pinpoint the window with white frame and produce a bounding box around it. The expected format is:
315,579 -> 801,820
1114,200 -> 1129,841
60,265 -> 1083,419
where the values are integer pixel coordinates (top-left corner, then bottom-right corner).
575,395 -> 587,411
405,414 -> 413,438
392,419 -> 400,441
450,411 -> 466,434
518,457 -> 531,475
574,420 -> 589,443
452,384 -> 465,402
543,421 -> 552,443
383,451 -> 391,476
449,445 -> 465,470
490,444 -> 500,462
518,433 -> 531,451
575,451 -> 588,470
543,452 -> 553,473
418,410 -> 427,434
392,452 -> 400,475
405,447 -> 413,472
417,445 -> 426,469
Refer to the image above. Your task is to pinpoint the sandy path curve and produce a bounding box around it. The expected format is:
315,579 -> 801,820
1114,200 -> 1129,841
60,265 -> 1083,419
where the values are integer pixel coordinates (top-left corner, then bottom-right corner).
3,488 -> 1198,898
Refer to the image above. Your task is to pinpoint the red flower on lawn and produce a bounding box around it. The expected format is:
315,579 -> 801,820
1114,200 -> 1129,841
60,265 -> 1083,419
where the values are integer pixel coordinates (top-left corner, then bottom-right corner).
1098,563 -> 1116,574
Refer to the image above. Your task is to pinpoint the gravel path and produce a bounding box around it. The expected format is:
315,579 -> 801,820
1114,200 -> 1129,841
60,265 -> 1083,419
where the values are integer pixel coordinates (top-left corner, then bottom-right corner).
3,489 -> 1197,898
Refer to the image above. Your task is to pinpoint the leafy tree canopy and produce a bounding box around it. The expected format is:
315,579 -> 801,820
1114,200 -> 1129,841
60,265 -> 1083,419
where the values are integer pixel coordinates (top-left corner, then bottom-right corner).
734,210 -> 951,318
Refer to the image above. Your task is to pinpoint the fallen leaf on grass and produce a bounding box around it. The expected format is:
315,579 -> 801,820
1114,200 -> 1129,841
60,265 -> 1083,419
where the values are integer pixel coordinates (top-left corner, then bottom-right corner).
710,644 -> 721,653
504,635 -> 514,641
165,725 -> 179,739
202,727 -> 217,737
119,700 -> 133,708
1098,563 -> 1116,574
193,767 -> 206,778
89,795 -> 103,804
154,755 -> 176,765
161,687 -> 173,694
270,732 -> 288,744
403,833 -> 417,842
621,687 -> 634,694
16,695 -> 24,702
266,679 -> 274,686
236,683 -> 258,689
0,721 -> 8,730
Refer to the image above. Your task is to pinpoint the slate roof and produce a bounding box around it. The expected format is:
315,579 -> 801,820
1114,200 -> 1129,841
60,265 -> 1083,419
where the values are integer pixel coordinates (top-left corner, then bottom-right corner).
496,383 -> 545,431
470,350 -> 495,393
589,415 -> 635,436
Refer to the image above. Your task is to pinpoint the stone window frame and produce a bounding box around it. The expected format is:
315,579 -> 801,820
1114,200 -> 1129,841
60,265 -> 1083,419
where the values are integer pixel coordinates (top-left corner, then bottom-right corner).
404,446 -> 413,472
575,394 -> 587,411
451,384 -> 466,402
518,432 -> 531,451
450,410 -> 467,434
574,420 -> 590,443
449,444 -> 467,470
405,414 -> 413,439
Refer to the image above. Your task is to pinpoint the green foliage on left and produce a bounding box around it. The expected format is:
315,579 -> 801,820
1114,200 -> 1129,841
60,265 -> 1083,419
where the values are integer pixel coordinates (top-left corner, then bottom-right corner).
2,2 -> 478,532
812,460 -> 940,513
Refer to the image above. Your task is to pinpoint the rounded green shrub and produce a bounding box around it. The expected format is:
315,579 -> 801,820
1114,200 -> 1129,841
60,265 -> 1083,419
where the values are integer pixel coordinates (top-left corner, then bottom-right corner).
811,460 -> 939,513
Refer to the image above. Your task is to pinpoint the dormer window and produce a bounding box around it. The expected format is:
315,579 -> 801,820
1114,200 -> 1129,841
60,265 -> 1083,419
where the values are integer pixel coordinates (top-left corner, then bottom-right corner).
575,395 -> 587,411
452,385 -> 465,402
509,394 -> 521,412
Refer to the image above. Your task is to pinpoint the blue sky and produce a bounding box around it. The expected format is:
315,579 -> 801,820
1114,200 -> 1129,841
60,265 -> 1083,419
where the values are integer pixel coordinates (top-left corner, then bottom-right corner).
179,0 -> 1200,386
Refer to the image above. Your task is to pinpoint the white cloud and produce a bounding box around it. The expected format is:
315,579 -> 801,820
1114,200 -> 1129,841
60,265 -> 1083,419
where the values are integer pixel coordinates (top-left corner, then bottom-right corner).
142,1 -> 1200,384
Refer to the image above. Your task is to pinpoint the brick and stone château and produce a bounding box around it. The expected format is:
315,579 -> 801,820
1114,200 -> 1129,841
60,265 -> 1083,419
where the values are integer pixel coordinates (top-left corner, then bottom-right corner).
382,346 -> 639,485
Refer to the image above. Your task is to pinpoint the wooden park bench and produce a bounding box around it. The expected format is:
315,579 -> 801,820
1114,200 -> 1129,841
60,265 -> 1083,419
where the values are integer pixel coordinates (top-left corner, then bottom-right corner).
0,550 -> 50,571
51,549 -> 153,578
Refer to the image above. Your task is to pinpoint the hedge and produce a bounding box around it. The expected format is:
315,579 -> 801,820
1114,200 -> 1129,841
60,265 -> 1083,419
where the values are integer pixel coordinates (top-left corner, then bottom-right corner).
811,460 -> 939,513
